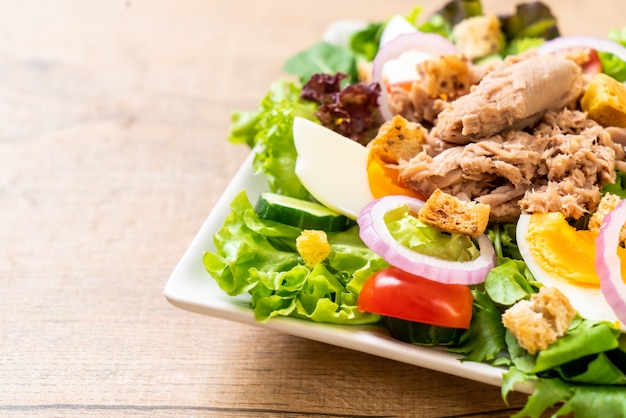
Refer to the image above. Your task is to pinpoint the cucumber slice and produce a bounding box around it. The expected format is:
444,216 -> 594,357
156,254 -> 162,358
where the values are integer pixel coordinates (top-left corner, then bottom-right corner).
384,316 -> 465,346
254,192 -> 353,232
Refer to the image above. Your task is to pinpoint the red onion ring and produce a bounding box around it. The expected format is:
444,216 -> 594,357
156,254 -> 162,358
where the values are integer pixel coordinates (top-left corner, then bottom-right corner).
372,32 -> 458,121
595,199 -> 626,326
537,35 -> 626,62
357,195 -> 496,285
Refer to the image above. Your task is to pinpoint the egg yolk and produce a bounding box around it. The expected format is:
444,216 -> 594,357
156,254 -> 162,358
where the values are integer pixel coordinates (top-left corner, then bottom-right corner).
526,212 -> 626,287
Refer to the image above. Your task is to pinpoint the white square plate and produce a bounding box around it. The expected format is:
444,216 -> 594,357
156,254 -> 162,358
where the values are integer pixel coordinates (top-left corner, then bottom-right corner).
163,151 -> 532,392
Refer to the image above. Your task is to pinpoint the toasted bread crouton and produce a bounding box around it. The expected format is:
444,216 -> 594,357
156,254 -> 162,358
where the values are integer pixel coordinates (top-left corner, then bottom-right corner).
452,15 -> 502,60
368,115 -> 427,164
416,54 -> 474,99
296,230 -> 331,268
588,193 -> 625,243
581,73 -> 626,128
417,189 -> 490,237
502,287 -> 576,355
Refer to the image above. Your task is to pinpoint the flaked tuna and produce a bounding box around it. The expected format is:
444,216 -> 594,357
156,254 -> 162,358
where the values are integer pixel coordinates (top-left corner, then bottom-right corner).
434,55 -> 583,144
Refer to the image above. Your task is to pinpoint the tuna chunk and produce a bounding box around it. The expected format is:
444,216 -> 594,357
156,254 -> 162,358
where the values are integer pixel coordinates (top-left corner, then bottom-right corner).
434,55 -> 583,144
400,109 -> 619,221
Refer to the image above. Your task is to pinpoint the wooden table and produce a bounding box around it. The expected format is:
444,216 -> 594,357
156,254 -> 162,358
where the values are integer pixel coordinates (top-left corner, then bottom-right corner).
2,1 -> 623,416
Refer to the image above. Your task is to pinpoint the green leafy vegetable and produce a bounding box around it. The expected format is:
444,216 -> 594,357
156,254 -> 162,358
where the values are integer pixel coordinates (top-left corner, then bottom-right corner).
603,170 -> 626,198
486,223 -> 522,260
283,41 -> 359,83
383,203 -> 480,262
418,13 -> 453,39
430,0 -> 483,27
448,290 -> 507,363
229,81 -> 317,200
503,37 -> 545,56
599,28 -> 626,82
484,258 -> 538,306
533,321 -> 621,373
504,367 -> 626,418
204,191 -> 386,324
499,2 -> 560,42
300,73 -> 382,144
348,5 -> 424,61
349,22 -> 385,61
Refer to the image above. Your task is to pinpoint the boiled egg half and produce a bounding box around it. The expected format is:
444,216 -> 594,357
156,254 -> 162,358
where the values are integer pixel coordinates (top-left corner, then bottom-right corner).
517,212 -> 626,331
293,117 -> 374,219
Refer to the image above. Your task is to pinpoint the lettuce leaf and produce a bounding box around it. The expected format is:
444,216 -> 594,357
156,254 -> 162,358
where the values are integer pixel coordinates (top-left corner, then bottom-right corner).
383,203 -> 480,262
300,73 -> 382,144
204,191 -> 386,324
603,170 -> 626,198
486,223 -> 522,260
283,41 -> 359,83
599,28 -> 626,82
533,320 -> 621,373
429,0 -> 482,27
499,2 -> 559,42
349,22 -> 385,62
503,367 -> 626,418
448,289 -> 508,364
229,81 -> 318,200
484,258 -> 538,306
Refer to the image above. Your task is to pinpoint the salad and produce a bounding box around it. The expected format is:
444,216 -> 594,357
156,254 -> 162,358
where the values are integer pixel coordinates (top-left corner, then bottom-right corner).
203,1 -> 626,416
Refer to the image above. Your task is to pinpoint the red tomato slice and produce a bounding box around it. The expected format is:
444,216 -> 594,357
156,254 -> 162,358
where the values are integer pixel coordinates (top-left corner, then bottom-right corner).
583,48 -> 602,76
358,266 -> 473,329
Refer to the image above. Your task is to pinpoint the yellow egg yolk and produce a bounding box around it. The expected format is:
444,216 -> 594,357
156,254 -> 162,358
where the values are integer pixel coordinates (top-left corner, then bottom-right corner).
526,212 -> 626,287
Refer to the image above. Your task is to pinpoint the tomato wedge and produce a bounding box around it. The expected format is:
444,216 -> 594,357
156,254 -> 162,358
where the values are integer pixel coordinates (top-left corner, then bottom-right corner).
582,48 -> 602,76
357,266 -> 473,329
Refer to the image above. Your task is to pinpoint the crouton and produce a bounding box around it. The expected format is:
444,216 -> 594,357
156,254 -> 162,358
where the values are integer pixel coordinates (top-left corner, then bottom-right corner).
416,54 -> 474,99
581,73 -> 626,128
588,192 -> 626,243
367,115 -> 427,165
502,286 -> 576,355
417,189 -> 490,237
452,15 -> 502,60
296,230 -> 331,268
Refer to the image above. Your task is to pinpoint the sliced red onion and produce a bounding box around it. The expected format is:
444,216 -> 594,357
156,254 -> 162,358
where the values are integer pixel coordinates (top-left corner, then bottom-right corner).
537,35 -> 626,62
595,199 -> 626,326
357,195 -> 496,285
372,32 -> 458,121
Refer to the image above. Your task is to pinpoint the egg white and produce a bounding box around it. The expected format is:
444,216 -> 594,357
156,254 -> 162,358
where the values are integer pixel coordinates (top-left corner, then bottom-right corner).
517,214 -> 625,331
293,117 -> 374,219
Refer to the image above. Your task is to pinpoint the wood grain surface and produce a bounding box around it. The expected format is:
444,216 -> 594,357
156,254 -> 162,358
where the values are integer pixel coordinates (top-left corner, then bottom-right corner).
1,1 -> 623,417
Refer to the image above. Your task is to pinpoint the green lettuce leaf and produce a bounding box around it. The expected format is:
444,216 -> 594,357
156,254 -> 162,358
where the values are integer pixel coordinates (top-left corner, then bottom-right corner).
384,203 -> 480,261
203,191 -> 301,296
418,13 -> 453,39
486,223 -> 522,260
228,81 -> 318,200
448,289 -> 507,363
503,37 -> 545,56
603,170 -> 626,198
504,367 -> 626,418
204,191 -> 385,324
429,0 -> 483,27
599,28 -> 626,82
349,22 -> 385,62
283,41 -> 359,83
499,2 -> 559,42
485,258 -> 538,306
533,321 -> 621,373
